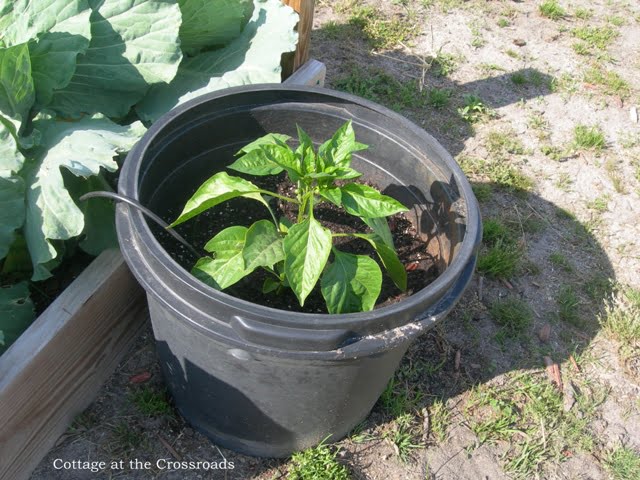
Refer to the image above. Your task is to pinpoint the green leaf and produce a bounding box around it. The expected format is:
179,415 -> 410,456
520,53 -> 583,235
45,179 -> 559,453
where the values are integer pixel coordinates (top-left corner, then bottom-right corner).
352,233 -> 406,291
262,276 -> 280,294
24,115 -> 146,280
0,116 -> 26,174
0,43 -> 35,131
260,144 -> 302,181
204,225 -> 248,255
361,216 -> 394,248
136,0 -> 298,122
195,226 -> 248,290
0,175 -> 26,260
228,133 -> 292,175
63,173 -> 117,256
319,187 -> 341,206
296,125 -> 317,175
1,0 -> 94,106
1,0 -> 90,45
318,120 -> 368,168
284,217 -> 332,306
228,139 -> 287,178
237,133 -> 291,155
28,11 -> 92,106
178,0 -> 254,56
170,172 -> 268,228
321,250 -> 382,314
0,282 -> 35,354
47,0 -> 183,118
339,183 -> 408,218
242,220 -> 284,271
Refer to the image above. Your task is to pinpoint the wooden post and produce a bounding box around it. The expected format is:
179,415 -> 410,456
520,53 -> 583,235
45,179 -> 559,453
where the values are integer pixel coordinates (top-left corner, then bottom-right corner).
281,0 -> 315,79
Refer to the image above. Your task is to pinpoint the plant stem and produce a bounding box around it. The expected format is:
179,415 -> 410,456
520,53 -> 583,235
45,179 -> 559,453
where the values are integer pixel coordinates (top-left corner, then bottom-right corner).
258,189 -> 298,204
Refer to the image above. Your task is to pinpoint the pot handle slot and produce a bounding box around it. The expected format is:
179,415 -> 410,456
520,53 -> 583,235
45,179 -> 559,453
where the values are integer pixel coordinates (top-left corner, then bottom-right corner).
230,316 -> 356,352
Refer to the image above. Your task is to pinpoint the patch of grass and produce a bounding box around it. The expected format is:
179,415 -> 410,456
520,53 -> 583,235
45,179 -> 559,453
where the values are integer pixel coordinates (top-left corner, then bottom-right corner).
110,422 -> 146,453
469,22 -> 486,48
428,400 -> 451,443
573,124 -> 606,150
457,94 -> 491,123
490,298 -> 533,338
539,0 -> 565,20
471,183 -> 493,202
379,375 -> 422,418
511,72 -> 528,86
334,66 -> 426,111
129,386 -> 173,416
600,285 -> 640,347
482,218 -> 513,245
430,52 -> 461,77
605,158 -> 626,194
288,442 -> 350,480
572,25 -> 618,50
607,16 -> 625,27
557,285 -> 581,326
477,218 -> 522,279
555,172 -> 573,192
583,274 -> 614,302
349,5 -> 415,50
426,87 -> 452,108
574,8 -> 592,20
505,48 -> 520,59
604,445 -> 640,480
487,131 -> 525,155
540,145 -> 564,161
388,414 -> 424,462
549,252 -> 573,272
466,373 -> 602,477
583,67 -> 630,97
477,244 -> 521,279
497,18 -> 510,28
459,155 -> 533,196
587,194 -> 610,212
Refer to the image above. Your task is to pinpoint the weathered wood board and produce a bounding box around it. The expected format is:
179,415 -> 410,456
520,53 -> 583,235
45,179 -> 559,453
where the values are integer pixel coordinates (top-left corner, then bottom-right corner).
0,249 -> 147,480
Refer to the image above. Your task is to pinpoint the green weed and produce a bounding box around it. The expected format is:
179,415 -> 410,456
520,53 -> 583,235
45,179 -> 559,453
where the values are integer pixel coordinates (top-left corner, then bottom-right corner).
490,298 -> 533,338
288,442 -> 350,480
427,88 -> 452,108
129,386 -> 173,417
549,252 -> 573,272
604,445 -> 640,480
583,67 -> 630,97
349,6 -> 415,50
574,124 -> 606,150
572,25 -> 618,51
557,285 -> 581,326
389,413 -> 424,462
457,94 -> 491,122
539,1 -> 565,21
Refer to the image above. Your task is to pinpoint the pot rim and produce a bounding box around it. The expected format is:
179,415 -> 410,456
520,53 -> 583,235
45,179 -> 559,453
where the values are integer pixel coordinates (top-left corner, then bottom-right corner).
118,84 -> 481,327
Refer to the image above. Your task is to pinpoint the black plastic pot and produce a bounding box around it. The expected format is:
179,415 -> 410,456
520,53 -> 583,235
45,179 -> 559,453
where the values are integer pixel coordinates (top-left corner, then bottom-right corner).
116,85 -> 481,457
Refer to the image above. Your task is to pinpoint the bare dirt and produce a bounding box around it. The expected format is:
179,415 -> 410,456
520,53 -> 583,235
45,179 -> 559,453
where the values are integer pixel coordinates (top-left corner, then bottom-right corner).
31,1 -> 640,479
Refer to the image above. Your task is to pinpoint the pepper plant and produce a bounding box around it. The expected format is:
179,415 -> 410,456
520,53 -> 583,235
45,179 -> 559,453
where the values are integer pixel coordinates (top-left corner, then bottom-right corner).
170,121 -> 409,314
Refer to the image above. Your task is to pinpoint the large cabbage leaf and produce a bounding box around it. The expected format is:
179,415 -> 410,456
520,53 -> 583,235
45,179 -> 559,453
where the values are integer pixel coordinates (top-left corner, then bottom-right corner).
0,43 -> 35,132
137,0 -> 298,122
1,0 -> 93,107
0,176 -> 25,260
0,281 -> 35,354
0,118 -> 27,260
47,0 -> 183,118
178,0 -> 254,56
24,115 -> 146,280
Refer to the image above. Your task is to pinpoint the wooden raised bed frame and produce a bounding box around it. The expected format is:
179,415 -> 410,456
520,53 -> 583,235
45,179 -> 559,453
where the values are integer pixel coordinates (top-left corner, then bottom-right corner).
0,2 -> 323,478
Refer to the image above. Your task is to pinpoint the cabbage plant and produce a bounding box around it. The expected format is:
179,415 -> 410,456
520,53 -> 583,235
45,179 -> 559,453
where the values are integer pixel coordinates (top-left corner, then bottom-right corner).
0,0 -> 298,352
